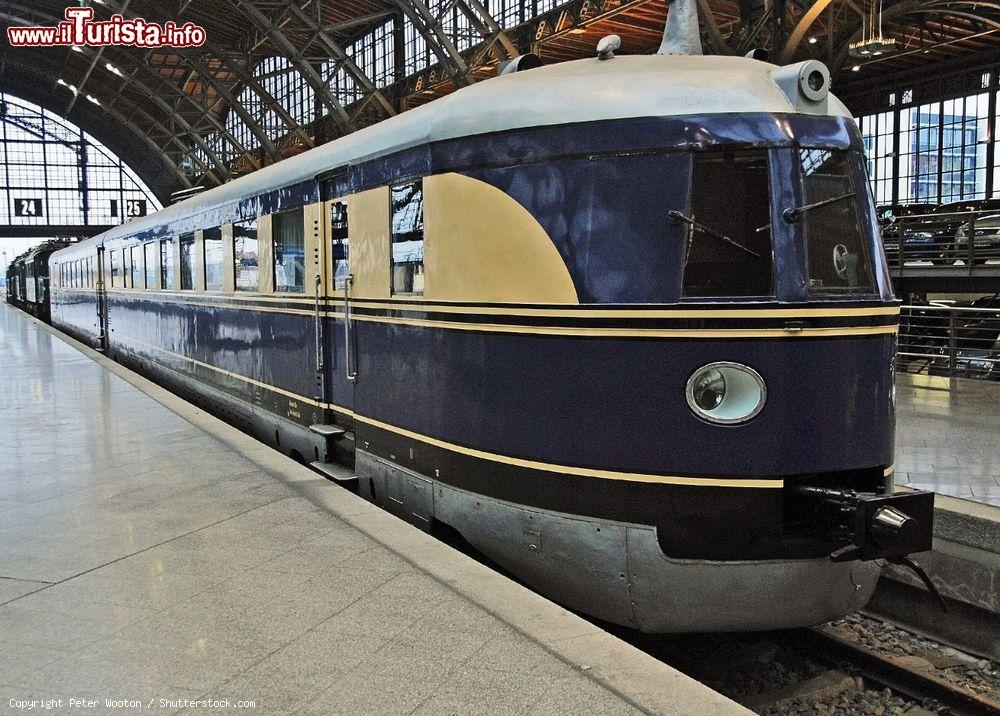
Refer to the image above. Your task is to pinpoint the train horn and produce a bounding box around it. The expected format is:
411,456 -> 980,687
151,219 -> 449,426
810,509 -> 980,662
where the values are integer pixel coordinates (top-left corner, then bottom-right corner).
657,0 -> 703,56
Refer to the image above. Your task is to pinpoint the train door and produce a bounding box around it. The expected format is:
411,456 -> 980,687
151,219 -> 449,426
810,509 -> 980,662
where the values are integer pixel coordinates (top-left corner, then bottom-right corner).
308,191 -> 355,472
96,244 -> 109,352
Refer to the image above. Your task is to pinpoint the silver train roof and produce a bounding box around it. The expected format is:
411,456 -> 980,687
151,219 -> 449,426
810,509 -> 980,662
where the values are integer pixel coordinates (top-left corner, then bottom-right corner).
85,54 -> 854,247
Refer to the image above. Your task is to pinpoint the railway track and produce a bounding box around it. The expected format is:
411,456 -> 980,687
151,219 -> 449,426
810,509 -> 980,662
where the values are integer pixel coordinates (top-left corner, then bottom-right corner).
608,613 -> 999,715
793,623 -> 1000,716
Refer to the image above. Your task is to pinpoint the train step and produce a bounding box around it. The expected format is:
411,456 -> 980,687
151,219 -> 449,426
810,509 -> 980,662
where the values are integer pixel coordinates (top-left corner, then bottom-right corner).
309,460 -> 358,486
309,424 -> 346,438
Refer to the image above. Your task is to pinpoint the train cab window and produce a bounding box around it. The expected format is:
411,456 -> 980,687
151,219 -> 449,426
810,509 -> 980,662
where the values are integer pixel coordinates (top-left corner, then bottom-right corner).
130,246 -> 142,288
179,233 -> 195,290
160,238 -> 174,290
273,208 -> 305,293
390,180 -> 424,295
682,150 -> 773,297
798,149 -> 875,293
144,243 -> 157,288
203,227 -> 224,291
234,219 -> 259,292
331,201 -> 349,290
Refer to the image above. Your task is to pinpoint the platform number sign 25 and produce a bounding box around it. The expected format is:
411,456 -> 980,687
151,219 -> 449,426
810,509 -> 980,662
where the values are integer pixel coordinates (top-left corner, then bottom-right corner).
125,199 -> 147,218
13,198 -> 43,218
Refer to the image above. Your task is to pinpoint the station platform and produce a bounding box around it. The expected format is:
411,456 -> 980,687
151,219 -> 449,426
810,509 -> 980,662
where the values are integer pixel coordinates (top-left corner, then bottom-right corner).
0,304 -> 743,715
895,374 -> 1000,506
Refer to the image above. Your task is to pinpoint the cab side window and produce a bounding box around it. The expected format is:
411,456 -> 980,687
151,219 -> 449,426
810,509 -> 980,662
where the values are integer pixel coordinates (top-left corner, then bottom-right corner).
390,180 -> 424,295
331,201 -> 349,290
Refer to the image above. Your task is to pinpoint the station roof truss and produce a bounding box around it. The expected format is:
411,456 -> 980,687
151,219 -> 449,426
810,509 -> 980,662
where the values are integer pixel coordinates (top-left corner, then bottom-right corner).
2,0 -> 998,196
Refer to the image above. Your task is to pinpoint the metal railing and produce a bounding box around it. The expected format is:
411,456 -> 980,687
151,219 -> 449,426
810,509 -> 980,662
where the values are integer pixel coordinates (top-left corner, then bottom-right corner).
898,304 -> 1000,380
881,209 -> 1000,270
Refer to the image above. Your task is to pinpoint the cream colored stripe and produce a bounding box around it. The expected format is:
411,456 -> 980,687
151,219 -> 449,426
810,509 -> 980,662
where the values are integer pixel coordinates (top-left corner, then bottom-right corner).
355,415 -> 785,489
884,464 -> 894,476
351,314 -> 899,338
118,334 -> 783,489
118,334 -> 355,415
354,301 -> 901,319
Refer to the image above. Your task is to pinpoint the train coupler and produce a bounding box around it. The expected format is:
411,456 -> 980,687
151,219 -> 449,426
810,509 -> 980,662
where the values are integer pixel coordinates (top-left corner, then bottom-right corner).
790,486 -> 935,562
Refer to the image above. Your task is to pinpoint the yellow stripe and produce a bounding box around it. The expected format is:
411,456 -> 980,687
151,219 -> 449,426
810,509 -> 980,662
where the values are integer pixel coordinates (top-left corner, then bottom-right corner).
356,301 -> 901,319
356,415 -> 784,489
118,334 -> 783,489
351,314 -> 899,338
884,464 -> 894,476
82,287 -> 899,319
118,334 -> 355,415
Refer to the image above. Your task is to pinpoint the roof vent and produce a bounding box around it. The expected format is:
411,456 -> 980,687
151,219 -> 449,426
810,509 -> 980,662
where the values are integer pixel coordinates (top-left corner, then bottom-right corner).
498,53 -> 543,76
596,35 -> 621,60
772,60 -> 830,114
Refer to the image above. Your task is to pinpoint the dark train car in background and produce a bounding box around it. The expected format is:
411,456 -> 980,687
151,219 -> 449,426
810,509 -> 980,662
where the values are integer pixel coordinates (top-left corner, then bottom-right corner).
4,240 -> 71,322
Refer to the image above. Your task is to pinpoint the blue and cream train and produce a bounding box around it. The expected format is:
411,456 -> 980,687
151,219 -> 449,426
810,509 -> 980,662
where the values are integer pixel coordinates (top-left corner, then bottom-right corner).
39,39 -> 935,631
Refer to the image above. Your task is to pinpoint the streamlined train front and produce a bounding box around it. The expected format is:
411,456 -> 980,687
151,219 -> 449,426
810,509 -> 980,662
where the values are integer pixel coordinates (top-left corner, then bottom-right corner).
371,17 -> 937,632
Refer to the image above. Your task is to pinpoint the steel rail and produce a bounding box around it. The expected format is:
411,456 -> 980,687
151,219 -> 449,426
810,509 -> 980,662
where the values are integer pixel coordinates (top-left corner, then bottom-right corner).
799,625 -> 1000,716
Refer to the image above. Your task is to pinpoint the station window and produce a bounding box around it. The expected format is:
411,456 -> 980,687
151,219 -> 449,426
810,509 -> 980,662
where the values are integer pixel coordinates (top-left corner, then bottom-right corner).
160,238 -> 174,290
331,201 -> 349,290
682,150 -> 773,297
234,219 -> 259,292
390,180 -> 424,295
130,246 -> 142,288
179,232 -> 195,290
144,242 -> 158,289
203,227 -> 224,291
273,207 -> 305,293
799,149 -> 875,294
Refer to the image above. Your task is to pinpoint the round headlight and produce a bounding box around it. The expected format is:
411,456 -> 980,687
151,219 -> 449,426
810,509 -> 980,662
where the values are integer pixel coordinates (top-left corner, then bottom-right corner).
685,362 -> 766,424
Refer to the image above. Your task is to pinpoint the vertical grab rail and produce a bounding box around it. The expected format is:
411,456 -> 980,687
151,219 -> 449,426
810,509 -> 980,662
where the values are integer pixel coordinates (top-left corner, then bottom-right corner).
314,272 -> 324,402
344,274 -> 357,382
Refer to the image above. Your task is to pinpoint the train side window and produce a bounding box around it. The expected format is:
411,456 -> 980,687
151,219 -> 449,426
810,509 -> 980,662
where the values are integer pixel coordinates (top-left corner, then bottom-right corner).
179,232 -> 196,290
273,207 -> 305,293
144,243 -> 157,288
110,251 -> 120,288
234,219 -> 259,292
331,201 -> 349,289
160,238 -> 174,290
203,227 -> 224,291
76,261 -> 81,288
682,150 -> 773,297
130,246 -> 142,288
798,149 -> 875,293
390,180 -> 424,295
121,249 -> 130,288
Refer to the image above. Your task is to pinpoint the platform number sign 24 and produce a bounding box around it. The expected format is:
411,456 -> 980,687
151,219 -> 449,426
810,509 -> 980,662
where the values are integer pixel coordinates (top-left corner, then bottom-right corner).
14,198 -> 43,218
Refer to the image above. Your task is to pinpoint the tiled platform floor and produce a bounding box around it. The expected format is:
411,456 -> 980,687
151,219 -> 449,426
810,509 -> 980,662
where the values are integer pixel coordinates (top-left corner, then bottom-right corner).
0,305 -> 738,715
896,375 -> 1000,506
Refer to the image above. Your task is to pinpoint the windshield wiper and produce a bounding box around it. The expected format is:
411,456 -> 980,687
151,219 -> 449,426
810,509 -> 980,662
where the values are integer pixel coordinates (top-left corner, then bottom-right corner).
668,210 -> 762,259
782,192 -> 856,222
